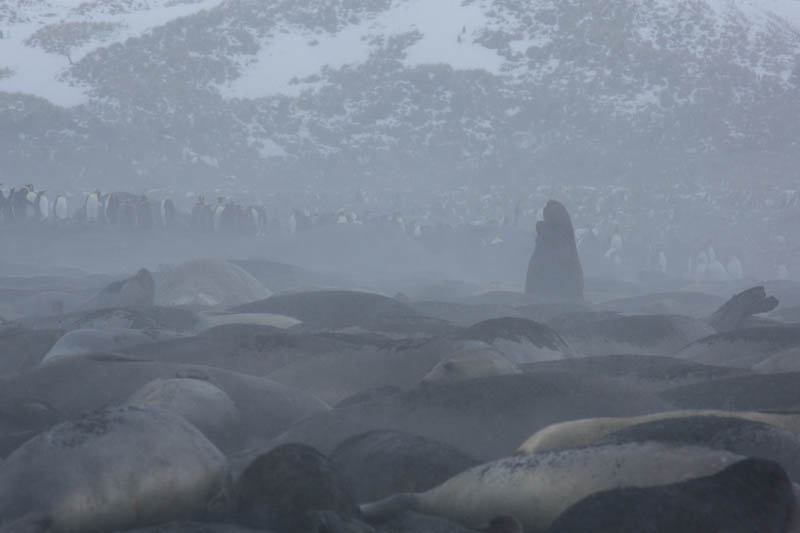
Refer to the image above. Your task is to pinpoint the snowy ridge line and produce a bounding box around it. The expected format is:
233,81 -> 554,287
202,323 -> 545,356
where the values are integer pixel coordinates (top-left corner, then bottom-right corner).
1,0 -> 800,107
0,0 -> 225,106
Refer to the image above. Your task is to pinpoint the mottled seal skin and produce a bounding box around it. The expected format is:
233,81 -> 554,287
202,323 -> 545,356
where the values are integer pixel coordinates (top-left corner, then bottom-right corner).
594,415 -> 800,481
0,405 -> 228,532
547,458 -> 795,533
360,442 -> 742,532
331,430 -> 479,501
234,443 -> 360,533
517,409 -> 800,454
525,200 -> 583,302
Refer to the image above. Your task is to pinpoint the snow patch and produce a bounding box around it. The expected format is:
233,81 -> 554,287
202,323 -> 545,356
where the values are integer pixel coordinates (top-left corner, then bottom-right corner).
0,0 -> 225,107
221,0 -> 504,99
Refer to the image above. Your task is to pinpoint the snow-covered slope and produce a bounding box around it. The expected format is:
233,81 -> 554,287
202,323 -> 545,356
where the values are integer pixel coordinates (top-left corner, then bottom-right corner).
0,0 -> 225,105
1,0 -> 799,191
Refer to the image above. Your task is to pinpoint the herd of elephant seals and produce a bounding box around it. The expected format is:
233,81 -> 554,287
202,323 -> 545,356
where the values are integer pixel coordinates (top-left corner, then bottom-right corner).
1,199 -> 800,532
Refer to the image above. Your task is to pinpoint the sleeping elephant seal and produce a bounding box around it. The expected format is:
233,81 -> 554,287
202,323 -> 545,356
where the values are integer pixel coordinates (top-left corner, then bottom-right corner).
421,346 -> 521,385
233,443 -> 361,533
676,324 -> 800,369
127,516 -> 374,532
360,442 -> 742,532
268,373 -> 672,461
127,377 -> 241,453
518,409 -> 800,454
458,317 -> 576,363
125,522 -> 267,532
593,415 -> 800,481
0,395 -> 64,458
660,371 -> 800,411
377,513 -> 522,533
331,430 -> 479,501
0,404 -> 228,532
83,268 -> 155,310
551,313 -> 714,356
547,457 -> 795,533
41,327 -> 177,363
157,258 -> 270,308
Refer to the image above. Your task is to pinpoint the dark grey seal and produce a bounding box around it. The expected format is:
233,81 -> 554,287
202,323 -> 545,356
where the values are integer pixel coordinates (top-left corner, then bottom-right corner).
84,268 -> 155,310
233,443 -> 361,533
268,373 -> 672,461
232,289 -> 454,337
546,458 -> 795,533
525,200 -> 583,302
596,415 -> 800,480
660,372 -> 800,411
331,430 -> 479,501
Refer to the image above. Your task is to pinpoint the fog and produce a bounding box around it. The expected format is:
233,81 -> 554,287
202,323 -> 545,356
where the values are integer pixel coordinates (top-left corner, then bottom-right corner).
2,1 -> 800,532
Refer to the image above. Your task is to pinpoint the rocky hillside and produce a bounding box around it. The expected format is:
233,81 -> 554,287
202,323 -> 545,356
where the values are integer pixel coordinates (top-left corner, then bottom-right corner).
1,0 -> 799,192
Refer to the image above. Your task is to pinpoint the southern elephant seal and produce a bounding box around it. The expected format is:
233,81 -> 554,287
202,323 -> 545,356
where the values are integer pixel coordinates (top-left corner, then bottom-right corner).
525,199 -> 583,302
0,356 -> 329,453
83,268 -> 155,310
551,313 -> 714,356
231,289 -> 454,338
360,442 -> 742,531
458,317 -> 575,363
156,258 -> 270,308
520,353 -> 751,393
518,409 -> 800,454
0,405 -> 228,532
331,430 -> 479,502
660,372 -> 800,411
268,373 -> 672,461
593,415 -> 800,481
41,327 -> 178,363
547,458 -> 795,533
676,324 -> 800,368
233,443 -> 361,533
127,377 -> 241,453
421,345 -> 521,384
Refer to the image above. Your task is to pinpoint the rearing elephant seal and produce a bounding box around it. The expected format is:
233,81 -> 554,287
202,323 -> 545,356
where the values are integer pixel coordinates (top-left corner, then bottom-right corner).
0,404 -> 228,532
360,442 -> 741,532
525,200 -> 583,302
